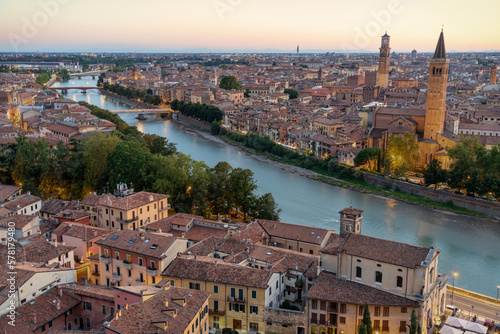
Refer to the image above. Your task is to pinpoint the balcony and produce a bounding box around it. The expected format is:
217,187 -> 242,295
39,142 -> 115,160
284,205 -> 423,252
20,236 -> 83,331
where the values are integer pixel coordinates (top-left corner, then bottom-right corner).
227,297 -> 245,303
91,271 -> 100,276
136,278 -> 145,284
112,273 -> 122,281
122,261 -> 132,269
327,306 -> 338,313
101,256 -> 111,264
147,268 -> 157,276
209,309 -> 226,316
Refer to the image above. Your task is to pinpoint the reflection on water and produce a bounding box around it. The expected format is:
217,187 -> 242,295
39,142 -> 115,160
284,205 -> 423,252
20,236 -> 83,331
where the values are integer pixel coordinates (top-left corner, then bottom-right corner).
62,78 -> 500,298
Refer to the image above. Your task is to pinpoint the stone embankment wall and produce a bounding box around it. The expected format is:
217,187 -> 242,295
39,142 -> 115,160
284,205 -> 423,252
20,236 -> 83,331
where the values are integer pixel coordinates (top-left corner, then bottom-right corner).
101,90 -> 156,109
171,113 -> 211,131
364,173 -> 500,218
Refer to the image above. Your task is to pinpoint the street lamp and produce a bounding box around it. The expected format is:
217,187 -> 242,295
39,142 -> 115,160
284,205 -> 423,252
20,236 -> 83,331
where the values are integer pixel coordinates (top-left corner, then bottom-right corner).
451,271 -> 458,305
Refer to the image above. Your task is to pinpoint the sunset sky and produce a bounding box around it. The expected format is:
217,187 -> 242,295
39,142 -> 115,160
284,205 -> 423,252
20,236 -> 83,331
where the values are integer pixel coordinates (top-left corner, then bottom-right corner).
0,0 -> 498,53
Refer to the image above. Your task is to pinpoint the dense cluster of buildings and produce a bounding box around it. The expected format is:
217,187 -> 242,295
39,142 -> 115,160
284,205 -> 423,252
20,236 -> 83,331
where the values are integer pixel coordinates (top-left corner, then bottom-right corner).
0,181 -> 449,334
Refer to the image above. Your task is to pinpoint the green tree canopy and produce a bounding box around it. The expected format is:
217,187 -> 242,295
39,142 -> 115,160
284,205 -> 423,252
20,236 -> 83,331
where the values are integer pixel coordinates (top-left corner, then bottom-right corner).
354,147 -> 382,170
408,309 -> 419,334
219,75 -> 241,90
423,159 -> 447,188
362,303 -> 373,334
284,88 -> 299,99
358,323 -> 367,334
387,132 -> 420,177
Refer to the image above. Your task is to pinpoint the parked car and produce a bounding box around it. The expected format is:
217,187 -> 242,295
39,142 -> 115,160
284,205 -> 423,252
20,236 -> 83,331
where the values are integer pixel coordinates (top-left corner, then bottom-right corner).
467,192 -> 476,198
483,319 -> 495,330
454,190 -> 465,195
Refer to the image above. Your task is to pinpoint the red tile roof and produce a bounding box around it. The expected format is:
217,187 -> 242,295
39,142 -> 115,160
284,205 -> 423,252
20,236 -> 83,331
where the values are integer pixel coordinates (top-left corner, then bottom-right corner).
305,271 -> 419,307
98,192 -> 169,211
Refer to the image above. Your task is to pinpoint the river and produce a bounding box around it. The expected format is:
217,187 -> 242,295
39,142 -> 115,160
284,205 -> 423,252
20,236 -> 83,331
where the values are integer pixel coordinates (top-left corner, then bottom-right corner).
55,77 -> 500,298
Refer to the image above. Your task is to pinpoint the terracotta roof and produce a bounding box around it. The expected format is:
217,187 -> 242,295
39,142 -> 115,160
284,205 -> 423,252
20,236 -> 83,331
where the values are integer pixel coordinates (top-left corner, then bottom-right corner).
162,256 -> 273,289
95,229 -> 178,259
60,282 -> 114,302
0,183 -> 21,202
53,222 -> 111,241
54,209 -> 90,221
305,271 -> 419,307
258,219 -> 331,245
106,287 -> 210,334
0,288 -> 80,334
0,214 -> 38,229
0,234 -> 75,264
323,233 -> 432,268
80,194 -> 103,206
3,194 -> 41,211
97,191 -> 169,210
339,206 -> 363,216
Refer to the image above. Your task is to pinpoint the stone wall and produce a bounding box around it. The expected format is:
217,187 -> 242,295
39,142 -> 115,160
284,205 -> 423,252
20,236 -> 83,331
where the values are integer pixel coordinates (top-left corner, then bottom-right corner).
264,307 -> 306,334
363,173 -> 500,218
172,113 -> 211,131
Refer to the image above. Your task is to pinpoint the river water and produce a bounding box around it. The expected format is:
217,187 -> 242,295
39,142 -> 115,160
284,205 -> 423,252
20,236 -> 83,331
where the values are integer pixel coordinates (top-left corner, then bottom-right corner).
55,77 -> 500,298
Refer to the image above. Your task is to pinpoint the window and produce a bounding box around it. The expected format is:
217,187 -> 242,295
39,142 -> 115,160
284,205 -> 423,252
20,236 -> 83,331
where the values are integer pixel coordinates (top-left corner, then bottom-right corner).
150,260 -> 156,269
383,307 -> 389,316
251,290 -> 257,299
126,254 -> 131,262
238,288 -> 244,300
374,320 -> 380,330
189,282 -> 201,290
41,324 -> 46,332
140,208 -> 143,214
320,301 -> 326,311
375,271 -> 383,283
359,305 -> 364,316
138,257 -> 143,266
214,300 -> 219,311
128,269 -> 131,277
115,251 -> 119,260
320,314 -> 326,325
401,307 -> 407,314
152,276 -> 155,284
356,266 -> 362,278
213,316 -> 220,329
105,264 -> 109,272
249,322 -> 259,331
382,320 -> 389,331
230,287 -> 235,298
214,285 -> 219,294
339,317 -> 346,324
340,303 -> 346,314
400,321 -> 407,332
269,287 -> 272,296
397,276 -> 403,288
83,301 -> 92,311
250,305 -> 258,314
311,313 -> 318,324
102,305 -> 107,314
48,321 -> 52,328
86,317 -> 91,328
312,299 -> 317,309
309,249 -> 313,254
374,306 -> 380,316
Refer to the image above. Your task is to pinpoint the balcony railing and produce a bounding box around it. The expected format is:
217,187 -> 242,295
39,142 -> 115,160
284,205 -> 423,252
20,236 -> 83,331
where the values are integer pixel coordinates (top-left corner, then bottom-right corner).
147,268 -> 157,276
227,297 -> 245,303
100,256 -> 111,263
117,216 -> 139,224
209,309 -> 226,316
112,273 -> 122,281
122,261 -> 132,269
136,278 -> 145,284
91,271 -> 100,276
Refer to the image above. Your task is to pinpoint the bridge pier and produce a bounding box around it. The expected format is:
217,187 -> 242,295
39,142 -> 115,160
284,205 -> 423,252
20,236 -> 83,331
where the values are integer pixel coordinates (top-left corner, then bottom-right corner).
137,114 -> 146,120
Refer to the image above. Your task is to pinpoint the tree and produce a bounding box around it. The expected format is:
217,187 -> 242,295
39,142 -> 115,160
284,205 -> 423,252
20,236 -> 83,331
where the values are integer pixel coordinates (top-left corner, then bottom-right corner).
244,88 -> 250,98
219,75 -> 241,90
387,132 -> 420,177
358,323 -> 367,334
207,162 -> 233,215
250,193 -> 281,220
210,120 -> 221,135
423,159 -> 447,188
408,309 -> 418,334
83,132 -> 121,192
106,140 -> 152,190
143,134 -> 176,156
229,168 -> 257,222
354,148 -> 382,170
284,88 -> 299,99
362,303 -> 373,334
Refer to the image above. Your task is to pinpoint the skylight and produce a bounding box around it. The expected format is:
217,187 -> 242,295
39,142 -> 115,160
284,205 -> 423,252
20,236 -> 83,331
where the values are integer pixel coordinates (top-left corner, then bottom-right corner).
128,238 -> 136,244
150,244 -> 159,250
110,235 -> 119,241
143,239 -> 150,244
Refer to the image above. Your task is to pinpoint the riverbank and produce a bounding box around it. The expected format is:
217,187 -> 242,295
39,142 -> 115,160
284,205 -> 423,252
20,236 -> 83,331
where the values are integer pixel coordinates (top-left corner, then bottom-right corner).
172,116 -> 497,220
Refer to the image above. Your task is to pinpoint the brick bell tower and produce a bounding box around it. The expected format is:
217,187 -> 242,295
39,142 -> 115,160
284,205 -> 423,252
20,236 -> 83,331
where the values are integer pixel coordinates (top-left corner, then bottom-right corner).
490,65 -> 498,85
423,30 -> 449,140
378,32 -> 391,88
339,206 -> 363,238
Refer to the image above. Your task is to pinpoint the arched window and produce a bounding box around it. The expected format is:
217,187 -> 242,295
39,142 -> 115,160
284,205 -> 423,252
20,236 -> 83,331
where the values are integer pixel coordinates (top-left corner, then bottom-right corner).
375,271 -> 383,283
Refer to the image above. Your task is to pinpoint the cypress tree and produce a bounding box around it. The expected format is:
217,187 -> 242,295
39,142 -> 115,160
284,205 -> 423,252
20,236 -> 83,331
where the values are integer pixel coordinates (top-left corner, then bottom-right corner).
362,303 -> 373,334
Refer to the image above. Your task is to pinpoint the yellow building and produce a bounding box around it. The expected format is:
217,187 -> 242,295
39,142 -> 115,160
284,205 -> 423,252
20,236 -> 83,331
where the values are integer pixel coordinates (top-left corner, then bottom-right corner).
162,255 -> 280,333
95,229 -> 187,287
96,190 -> 170,231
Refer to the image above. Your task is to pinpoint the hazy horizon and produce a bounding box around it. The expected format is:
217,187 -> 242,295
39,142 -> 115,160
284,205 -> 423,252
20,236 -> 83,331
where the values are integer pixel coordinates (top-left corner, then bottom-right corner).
1,0 -> 499,53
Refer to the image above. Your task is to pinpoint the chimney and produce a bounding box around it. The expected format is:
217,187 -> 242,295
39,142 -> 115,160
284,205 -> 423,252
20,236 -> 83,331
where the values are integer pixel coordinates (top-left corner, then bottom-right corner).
33,315 -> 37,324
58,287 -> 63,297
56,301 -> 61,310
164,300 -> 169,307
140,233 -> 145,240
273,224 -> 276,229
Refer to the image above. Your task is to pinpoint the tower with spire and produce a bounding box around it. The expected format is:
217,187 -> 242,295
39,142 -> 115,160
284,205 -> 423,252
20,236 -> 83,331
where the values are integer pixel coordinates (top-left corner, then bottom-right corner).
378,32 -> 391,88
423,29 -> 449,141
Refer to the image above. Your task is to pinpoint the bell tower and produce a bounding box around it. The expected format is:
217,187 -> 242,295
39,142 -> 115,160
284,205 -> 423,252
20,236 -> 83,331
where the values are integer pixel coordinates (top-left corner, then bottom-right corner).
490,65 -> 498,85
339,206 -> 363,237
423,30 -> 449,140
378,32 -> 391,88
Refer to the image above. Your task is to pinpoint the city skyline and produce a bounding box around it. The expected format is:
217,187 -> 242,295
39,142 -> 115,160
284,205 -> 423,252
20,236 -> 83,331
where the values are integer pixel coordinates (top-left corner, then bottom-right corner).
1,0 -> 499,53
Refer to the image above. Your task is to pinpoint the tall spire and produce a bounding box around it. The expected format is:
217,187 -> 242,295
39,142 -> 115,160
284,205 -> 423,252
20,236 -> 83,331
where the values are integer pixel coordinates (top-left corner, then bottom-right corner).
433,29 -> 446,59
